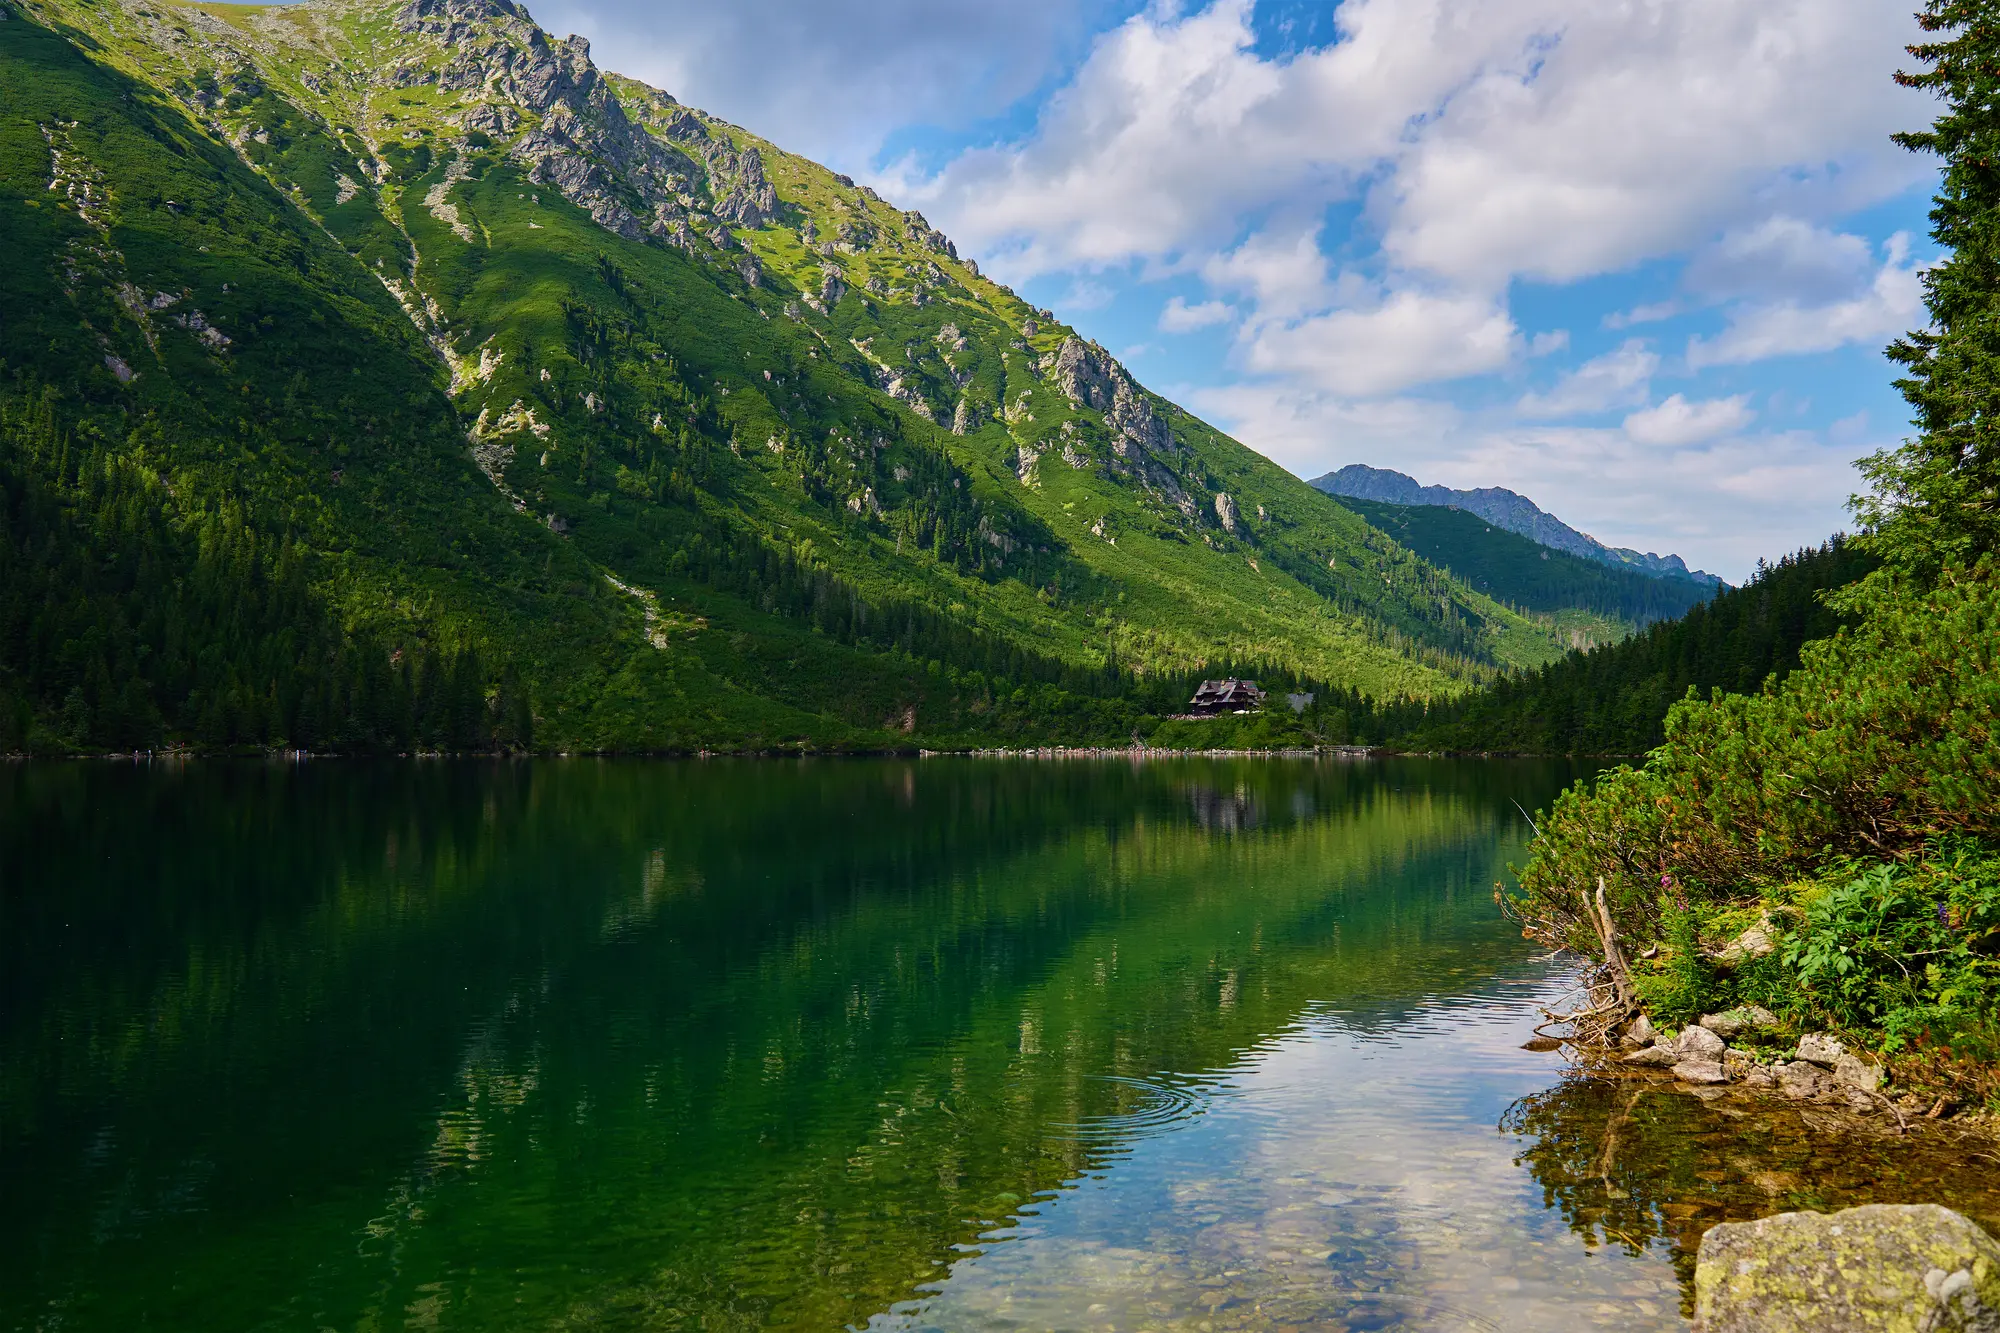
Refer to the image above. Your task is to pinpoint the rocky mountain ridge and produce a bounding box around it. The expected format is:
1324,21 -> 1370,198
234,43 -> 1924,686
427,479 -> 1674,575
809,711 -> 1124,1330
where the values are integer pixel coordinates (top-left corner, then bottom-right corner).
1312,464 -> 1724,587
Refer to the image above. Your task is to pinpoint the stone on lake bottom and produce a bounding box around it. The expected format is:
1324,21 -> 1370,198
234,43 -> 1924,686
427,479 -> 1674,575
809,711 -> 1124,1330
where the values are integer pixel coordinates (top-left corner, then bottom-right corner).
1693,1203 -> 2000,1332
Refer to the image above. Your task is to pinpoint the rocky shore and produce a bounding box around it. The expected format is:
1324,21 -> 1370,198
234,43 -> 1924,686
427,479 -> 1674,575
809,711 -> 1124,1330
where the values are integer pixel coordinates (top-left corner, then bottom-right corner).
1613,1006 -> 1914,1120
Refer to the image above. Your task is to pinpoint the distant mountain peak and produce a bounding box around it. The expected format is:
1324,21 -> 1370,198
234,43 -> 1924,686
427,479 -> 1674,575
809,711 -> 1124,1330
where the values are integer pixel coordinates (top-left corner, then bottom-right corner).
1310,465 -> 1724,587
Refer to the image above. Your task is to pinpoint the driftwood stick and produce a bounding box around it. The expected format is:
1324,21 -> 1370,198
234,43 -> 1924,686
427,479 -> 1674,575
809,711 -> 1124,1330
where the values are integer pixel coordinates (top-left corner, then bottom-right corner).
1593,877 -> 1640,1016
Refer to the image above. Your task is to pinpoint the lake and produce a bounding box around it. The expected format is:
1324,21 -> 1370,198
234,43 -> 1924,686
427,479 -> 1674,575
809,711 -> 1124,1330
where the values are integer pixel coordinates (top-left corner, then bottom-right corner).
3,757 -> 1993,1332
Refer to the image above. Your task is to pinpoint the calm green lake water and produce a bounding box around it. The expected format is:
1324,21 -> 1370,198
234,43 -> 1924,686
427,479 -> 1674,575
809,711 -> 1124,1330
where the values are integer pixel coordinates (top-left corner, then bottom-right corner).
4,757 -> 1992,1332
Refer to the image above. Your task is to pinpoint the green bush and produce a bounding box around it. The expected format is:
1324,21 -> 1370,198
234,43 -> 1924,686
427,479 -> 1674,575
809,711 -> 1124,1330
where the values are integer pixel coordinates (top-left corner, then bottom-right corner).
1784,846 -> 2000,1056
1515,562 -> 2000,955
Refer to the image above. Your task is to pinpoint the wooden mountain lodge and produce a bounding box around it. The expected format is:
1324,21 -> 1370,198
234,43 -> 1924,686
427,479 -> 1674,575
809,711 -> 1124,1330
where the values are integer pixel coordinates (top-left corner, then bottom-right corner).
1187,679 -> 1266,716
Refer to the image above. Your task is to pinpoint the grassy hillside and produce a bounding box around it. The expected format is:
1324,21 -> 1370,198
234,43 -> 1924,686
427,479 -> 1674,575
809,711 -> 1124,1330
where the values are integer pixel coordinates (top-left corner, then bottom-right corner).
1331,496 -> 1717,635
2,0 -> 1593,752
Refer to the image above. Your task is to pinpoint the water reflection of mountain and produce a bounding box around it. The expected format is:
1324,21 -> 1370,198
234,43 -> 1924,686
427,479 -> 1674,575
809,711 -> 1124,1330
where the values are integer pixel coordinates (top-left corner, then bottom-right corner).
0,757 -> 1583,1331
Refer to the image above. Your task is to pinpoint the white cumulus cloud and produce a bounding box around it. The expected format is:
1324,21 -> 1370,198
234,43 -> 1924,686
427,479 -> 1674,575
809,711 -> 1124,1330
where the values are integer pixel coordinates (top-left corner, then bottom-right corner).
903,0 -> 1926,292
1243,289 -> 1521,397
1687,234 -> 1926,368
1516,340 -> 1659,418
1623,394 -> 1756,446
1159,296 -> 1234,332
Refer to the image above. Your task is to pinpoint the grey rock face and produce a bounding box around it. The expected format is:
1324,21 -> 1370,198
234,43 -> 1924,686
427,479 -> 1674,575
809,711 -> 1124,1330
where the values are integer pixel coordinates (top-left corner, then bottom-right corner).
1044,338 -> 1171,456
1041,337 -> 1186,506
394,0 -> 774,249
1797,1033 -> 1848,1068
1693,1204 -> 2000,1332
951,397 -> 986,437
1834,1051 -> 1883,1093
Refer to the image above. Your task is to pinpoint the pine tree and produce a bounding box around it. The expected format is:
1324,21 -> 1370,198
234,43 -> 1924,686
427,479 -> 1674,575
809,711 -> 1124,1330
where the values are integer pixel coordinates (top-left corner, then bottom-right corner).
1864,0 -> 2000,570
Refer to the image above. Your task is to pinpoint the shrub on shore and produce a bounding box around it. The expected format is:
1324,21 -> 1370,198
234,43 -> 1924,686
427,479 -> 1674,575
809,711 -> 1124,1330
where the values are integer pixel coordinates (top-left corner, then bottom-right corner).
1513,564 -> 2000,1104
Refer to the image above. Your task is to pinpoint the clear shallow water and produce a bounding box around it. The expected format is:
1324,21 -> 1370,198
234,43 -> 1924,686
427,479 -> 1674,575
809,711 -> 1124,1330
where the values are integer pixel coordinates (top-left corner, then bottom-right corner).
2,757 -> 1991,1332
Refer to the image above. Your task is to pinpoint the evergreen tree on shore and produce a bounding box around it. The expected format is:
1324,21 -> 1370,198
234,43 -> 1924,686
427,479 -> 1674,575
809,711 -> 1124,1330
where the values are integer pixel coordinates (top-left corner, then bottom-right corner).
1865,0 -> 2000,572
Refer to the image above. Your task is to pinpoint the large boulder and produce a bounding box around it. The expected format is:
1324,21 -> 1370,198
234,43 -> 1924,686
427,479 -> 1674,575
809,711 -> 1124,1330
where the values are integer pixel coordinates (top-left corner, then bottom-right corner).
1694,1203 -> 2000,1332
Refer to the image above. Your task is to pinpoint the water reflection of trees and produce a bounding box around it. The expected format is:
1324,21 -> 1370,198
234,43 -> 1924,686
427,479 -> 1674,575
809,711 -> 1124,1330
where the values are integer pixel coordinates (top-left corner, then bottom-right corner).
0,756 -> 1584,1332
1501,1070 -> 2000,1316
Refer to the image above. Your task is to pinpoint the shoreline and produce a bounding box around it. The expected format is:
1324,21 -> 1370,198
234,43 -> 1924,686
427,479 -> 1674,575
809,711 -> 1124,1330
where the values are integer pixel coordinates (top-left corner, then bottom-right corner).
1554,1001 -> 1999,1139
3,743 -> 1411,762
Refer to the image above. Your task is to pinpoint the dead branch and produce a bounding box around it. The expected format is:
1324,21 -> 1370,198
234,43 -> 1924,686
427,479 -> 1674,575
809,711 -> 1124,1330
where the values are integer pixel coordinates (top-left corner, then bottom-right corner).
1592,877 -> 1640,1017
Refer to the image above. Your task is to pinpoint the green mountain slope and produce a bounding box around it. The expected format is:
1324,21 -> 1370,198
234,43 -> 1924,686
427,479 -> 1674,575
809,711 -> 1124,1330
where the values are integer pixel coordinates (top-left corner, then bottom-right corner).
1329,496 -> 1718,642
2,0 -> 1593,752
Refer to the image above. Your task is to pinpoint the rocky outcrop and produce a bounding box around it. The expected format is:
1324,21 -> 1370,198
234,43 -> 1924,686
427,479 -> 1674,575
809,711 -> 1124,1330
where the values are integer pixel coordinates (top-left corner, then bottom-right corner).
1039,336 -> 1191,510
950,396 -> 985,437
1693,1204 -> 2000,1332
1042,338 -> 1175,460
1215,492 -> 1240,536
901,209 -> 956,258
392,0 -> 774,248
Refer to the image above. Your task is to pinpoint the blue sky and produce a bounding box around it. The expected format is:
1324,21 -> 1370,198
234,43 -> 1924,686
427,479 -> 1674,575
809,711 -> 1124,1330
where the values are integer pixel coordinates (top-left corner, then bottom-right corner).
539,0 -> 1938,581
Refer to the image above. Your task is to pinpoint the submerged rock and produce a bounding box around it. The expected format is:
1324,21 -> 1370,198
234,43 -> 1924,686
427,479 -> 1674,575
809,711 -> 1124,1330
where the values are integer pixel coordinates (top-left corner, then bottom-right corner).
1693,1203 -> 2000,1332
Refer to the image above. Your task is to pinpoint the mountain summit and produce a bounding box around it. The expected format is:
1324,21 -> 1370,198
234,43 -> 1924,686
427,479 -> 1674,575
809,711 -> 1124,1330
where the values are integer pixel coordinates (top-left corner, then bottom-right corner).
2,0 -> 1606,749
1309,466 -> 1724,587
